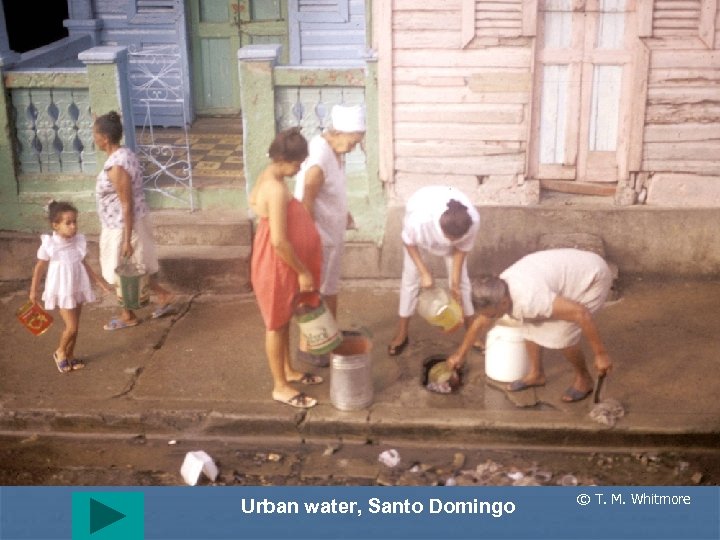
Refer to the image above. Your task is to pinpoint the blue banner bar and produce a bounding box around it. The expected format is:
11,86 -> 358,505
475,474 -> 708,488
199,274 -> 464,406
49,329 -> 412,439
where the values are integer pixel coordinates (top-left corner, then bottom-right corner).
1,486 -> 718,540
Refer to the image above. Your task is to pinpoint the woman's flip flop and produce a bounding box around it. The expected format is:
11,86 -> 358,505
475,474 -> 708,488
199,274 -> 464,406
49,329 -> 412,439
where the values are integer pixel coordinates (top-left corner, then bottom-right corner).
103,318 -> 140,331
387,336 -> 409,356
273,392 -> 317,409
290,373 -> 324,385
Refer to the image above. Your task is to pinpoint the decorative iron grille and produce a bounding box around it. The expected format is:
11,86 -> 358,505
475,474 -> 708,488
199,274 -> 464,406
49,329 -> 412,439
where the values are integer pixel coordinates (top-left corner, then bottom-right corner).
127,44 -> 194,210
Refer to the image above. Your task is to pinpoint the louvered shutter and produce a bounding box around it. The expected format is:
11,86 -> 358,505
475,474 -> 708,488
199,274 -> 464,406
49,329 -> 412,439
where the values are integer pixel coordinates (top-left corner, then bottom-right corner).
136,0 -> 176,14
653,0 -> 702,37
294,0 -> 349,23
475,0 -> 524,38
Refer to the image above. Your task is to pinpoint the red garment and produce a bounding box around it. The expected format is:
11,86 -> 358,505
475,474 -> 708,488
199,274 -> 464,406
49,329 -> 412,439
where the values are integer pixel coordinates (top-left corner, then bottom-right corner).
251,198 -> 322,330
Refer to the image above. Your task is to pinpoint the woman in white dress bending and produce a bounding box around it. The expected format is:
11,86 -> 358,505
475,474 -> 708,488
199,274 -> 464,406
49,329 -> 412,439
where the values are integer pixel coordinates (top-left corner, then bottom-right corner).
30,201 -> 112,373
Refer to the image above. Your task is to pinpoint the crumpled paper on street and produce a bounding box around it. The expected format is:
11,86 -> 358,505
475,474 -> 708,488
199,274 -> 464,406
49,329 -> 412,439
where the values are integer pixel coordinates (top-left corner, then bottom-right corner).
181,450 -> 219,485
378,449 -> 401,468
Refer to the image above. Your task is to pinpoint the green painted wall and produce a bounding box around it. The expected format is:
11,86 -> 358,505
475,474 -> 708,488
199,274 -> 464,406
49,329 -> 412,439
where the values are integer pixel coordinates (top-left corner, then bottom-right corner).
0,49 -> 128,233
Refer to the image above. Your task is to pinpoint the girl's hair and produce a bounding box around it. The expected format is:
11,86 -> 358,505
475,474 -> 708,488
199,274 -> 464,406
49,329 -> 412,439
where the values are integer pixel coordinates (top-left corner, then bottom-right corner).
439,199 -> 473,239
268,127 -> 308,163
47,200 -> 78,223
471,275 -> 508,311
94,111 -> 123,144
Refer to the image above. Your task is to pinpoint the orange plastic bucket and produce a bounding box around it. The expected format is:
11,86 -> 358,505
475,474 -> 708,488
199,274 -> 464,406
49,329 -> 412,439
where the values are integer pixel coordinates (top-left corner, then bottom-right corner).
16,300 -> 54,336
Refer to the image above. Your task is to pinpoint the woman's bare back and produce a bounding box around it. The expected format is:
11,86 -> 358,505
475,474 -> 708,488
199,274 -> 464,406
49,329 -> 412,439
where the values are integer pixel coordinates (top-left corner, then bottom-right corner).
249,168 -> 289,219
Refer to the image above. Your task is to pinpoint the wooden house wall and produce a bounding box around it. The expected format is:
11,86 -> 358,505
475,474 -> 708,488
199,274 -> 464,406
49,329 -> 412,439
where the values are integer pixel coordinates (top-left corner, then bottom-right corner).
390,0 -> 532,202
644,0 -> 720,185
387,0 -> 720,205
92,0 -> 185,47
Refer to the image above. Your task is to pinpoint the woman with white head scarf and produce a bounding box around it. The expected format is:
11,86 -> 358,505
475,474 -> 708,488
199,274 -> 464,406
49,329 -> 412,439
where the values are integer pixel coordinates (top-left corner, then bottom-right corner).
294,104 -> 366,367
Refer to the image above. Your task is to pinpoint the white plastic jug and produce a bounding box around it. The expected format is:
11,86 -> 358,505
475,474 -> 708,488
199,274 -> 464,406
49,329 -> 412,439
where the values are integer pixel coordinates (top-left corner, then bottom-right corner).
484,317 -> 530,382
417,287 -> 463,333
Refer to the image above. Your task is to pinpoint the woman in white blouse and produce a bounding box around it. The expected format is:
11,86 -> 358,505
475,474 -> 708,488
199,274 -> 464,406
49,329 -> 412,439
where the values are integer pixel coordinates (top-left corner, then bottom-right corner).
388,186 -> 480,356
93,111 -> 175,330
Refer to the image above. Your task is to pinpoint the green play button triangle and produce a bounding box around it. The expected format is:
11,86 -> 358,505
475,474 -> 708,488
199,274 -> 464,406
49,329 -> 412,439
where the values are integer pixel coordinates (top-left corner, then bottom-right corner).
89,498 -> 126,534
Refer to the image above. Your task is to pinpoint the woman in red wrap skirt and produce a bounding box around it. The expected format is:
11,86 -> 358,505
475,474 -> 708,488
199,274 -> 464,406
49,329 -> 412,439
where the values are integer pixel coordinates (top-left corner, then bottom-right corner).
250,128 -> 323,409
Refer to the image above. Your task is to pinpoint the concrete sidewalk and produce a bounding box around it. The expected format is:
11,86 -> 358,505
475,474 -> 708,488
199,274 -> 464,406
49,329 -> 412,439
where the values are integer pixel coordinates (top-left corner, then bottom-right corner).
1,278 -> 719,448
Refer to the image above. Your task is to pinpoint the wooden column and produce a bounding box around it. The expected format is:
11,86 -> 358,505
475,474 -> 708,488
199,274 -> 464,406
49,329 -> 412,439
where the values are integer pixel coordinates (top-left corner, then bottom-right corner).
374,0 -> 394,188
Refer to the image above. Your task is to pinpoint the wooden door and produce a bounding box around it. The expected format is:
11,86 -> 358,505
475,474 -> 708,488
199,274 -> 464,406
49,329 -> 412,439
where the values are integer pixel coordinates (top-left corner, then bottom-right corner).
530,0 -> 636,185
190,0 -> 242,114
189,0 -> 288,115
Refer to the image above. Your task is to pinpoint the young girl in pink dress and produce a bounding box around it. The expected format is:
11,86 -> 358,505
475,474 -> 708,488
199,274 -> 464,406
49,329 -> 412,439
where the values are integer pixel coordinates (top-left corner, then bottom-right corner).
29,201 -> 112,373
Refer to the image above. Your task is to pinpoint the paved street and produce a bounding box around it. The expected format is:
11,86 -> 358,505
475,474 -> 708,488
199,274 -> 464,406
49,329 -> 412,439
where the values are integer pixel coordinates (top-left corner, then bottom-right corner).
1,433 -> 717,487
1,277 -> 719,488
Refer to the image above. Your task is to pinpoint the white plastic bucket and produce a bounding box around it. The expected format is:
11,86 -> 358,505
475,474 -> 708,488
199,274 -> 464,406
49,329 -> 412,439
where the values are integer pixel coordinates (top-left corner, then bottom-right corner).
293,291 -> 342,355
484,321 -> 529,382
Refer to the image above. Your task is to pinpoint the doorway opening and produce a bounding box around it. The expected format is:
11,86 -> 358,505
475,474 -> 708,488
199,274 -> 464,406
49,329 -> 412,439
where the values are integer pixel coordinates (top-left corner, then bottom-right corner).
3,3 -> 68,53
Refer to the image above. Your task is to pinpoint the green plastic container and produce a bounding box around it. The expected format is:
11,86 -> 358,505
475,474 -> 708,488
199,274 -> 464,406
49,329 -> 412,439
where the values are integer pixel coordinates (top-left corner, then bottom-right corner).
115,260 -> 149,310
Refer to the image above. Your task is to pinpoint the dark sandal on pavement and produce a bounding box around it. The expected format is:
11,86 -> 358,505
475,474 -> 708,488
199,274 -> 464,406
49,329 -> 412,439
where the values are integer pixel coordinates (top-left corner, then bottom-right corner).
561,386 -> 592,403
273,392 -> 317,409
507,379 -> 545,392
53,352 -> 71,374
290,373 -> 323,385
387,336 -> 409,356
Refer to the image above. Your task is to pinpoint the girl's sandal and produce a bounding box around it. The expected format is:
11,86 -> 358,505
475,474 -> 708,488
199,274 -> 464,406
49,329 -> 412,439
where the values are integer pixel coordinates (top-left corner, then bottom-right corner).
70,358 -> 85,371
53,352 -> 71,374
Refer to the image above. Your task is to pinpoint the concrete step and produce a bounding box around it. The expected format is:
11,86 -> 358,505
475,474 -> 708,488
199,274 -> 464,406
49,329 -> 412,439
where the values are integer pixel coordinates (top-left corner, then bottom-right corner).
151,209 -> 253,293
1,206 -> 255,293
152,210 -> 252,246
157,244 -> 251,294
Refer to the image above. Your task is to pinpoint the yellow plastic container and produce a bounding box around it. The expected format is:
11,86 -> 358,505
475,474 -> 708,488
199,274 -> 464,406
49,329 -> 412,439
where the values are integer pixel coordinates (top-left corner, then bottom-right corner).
417,287 -> 463,333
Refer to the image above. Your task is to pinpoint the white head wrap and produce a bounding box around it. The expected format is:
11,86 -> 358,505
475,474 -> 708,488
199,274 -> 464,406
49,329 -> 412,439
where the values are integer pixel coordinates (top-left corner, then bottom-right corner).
330,104 -> 366,133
